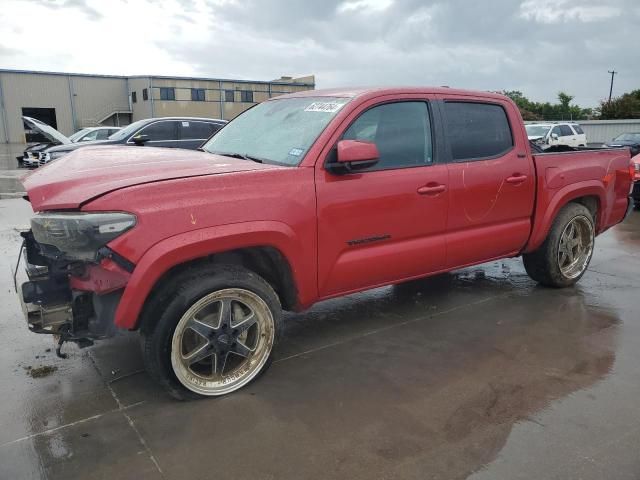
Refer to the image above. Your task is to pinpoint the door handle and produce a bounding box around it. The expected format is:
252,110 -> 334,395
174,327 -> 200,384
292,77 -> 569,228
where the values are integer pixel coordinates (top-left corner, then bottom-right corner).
506,174 -> 527,184
417,184 -> 446,195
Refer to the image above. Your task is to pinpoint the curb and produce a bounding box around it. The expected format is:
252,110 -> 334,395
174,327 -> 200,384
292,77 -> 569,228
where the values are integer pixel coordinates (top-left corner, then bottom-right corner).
0,192 -> 26,199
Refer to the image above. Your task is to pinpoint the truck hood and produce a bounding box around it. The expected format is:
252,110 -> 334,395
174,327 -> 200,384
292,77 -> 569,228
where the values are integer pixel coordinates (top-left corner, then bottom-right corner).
23,116 -> 71,145
22,146 -> 277,211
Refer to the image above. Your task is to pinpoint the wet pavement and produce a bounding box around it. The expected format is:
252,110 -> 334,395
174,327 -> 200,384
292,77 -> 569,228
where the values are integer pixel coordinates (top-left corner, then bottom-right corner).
1,197 -> 639,480
0,144 -> 29,197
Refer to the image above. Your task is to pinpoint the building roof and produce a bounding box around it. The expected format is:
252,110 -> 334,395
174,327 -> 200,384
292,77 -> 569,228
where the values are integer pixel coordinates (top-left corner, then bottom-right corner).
0,69 -> 314,86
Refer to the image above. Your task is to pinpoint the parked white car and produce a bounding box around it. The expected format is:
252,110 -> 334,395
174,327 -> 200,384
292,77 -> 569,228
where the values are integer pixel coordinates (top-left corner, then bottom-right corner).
525,122 -> 587,148
68,126 -> 121,142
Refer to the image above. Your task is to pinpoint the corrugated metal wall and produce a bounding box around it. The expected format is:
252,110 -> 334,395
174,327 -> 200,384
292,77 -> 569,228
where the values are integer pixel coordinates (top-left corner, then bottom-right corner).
577,120 -> 640,144
0,71 -> 315,143
151,77 -> 313,121
0,72 -> 74,142
129,77 -> 152,122
72,76 -> 129,127
0,71 -> 130,142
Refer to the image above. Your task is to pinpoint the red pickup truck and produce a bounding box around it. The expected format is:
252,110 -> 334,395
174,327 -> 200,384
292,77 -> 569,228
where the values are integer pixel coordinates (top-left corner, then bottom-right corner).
18,87 -> 633,398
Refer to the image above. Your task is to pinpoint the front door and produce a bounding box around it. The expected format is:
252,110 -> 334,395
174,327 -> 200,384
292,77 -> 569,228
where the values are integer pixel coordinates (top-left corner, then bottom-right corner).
133,120 -> 180,148
316,100 -> 449,297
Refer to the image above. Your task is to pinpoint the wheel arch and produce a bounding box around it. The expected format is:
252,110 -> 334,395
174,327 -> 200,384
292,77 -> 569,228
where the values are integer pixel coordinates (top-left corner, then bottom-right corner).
524,182 -> 604,253
113,222 -> 312,330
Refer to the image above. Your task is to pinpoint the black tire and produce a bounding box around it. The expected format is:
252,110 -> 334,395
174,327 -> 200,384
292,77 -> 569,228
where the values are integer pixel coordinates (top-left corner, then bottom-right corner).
523,203 -> 594,288
140,264 -> 282,400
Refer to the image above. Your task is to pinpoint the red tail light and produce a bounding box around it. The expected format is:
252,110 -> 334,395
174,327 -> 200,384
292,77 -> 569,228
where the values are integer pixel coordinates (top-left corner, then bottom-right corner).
632,158 -> 640,182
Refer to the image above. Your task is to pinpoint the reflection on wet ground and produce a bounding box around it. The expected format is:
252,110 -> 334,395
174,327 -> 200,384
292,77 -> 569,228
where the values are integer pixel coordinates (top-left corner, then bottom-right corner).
0,199 -> 639,479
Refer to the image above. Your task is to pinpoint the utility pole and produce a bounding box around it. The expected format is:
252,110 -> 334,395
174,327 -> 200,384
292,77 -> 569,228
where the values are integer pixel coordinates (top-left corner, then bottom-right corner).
608,70 -> 617,103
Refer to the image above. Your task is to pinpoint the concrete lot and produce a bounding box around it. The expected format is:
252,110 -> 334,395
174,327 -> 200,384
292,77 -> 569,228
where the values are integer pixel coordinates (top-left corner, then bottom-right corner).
0,144 -> 29,197
1,197 -> 639,480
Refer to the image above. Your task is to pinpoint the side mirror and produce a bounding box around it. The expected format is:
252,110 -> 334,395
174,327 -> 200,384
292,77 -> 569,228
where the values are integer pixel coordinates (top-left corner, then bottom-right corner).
551,133 -> 559,140
328,140 -> 379,174
132,134 -> 150,146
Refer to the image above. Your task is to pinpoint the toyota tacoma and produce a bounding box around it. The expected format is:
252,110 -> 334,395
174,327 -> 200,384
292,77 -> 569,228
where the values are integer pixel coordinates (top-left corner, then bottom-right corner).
16,87 -> 634,399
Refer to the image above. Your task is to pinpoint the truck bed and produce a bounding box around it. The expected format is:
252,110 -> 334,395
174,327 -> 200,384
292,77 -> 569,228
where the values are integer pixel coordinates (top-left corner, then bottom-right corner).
525,147 -> 632,252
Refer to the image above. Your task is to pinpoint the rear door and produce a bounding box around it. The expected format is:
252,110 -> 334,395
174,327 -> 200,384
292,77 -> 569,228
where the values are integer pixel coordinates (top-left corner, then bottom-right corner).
178,121 -> 223,149
438,97 -> 535,268
316,97 -> 449,297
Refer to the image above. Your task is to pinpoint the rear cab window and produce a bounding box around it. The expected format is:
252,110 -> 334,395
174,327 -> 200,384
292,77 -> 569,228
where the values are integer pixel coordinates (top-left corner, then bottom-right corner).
443,101 -> 513,161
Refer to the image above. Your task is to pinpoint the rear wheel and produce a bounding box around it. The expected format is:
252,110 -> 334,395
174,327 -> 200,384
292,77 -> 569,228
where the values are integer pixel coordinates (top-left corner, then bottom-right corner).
141,265 -> 281,399
523,203 -> 594,287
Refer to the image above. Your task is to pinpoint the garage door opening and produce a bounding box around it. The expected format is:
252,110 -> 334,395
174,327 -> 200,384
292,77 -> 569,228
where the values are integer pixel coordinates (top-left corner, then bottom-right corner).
22,107 -> 57,143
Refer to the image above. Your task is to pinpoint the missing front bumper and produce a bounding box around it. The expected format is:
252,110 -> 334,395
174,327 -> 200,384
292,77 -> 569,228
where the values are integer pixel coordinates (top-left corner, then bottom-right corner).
15,231 -> 123,356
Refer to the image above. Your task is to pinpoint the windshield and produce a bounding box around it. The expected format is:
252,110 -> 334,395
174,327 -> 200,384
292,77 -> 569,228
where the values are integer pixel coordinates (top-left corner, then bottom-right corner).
202,96 -> 351,166
613,133 -> 640,142
525,125 -> 551,137
68,128 -> 90,142
108,120 -> 148,140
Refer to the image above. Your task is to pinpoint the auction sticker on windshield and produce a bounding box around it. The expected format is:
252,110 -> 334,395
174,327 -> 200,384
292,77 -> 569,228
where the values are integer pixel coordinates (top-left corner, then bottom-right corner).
304,102 -> 345,113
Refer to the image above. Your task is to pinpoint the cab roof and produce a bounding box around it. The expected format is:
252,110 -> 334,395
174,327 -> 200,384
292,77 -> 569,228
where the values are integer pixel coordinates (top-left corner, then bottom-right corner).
273,86 -> 510,102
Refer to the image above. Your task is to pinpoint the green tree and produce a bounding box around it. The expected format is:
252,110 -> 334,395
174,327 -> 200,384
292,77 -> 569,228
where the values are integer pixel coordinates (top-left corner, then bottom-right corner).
501,90 -> 591,121
598,90 -> 640,119
557,92 -> 574,111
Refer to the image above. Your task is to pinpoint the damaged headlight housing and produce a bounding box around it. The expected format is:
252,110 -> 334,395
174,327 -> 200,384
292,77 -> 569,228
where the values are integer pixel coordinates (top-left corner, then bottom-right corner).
31,212 -> 136,261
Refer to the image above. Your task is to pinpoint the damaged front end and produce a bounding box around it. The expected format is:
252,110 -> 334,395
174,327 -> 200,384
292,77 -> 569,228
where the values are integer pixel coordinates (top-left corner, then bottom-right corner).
15,211 -> 136,358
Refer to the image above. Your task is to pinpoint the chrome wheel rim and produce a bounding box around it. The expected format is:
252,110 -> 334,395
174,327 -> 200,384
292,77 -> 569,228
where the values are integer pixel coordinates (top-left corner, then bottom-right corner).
557,215 -> 594,279
171,288 -> 274,396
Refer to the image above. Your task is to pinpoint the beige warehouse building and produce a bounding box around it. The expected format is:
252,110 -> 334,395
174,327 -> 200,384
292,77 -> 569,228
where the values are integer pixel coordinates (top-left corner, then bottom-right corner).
0,69 -> 315,144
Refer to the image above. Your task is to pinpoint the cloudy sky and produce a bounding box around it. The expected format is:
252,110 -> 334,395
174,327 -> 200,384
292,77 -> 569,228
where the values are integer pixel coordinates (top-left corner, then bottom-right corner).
0,0 -> 638,107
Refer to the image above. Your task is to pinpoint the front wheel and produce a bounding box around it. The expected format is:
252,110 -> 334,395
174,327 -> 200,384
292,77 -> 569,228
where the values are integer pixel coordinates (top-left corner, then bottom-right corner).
523,203 -> 595,287
141,265 -> 281,399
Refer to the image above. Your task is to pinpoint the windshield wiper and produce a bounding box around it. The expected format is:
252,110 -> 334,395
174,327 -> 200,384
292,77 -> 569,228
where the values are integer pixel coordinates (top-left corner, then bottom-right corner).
214,152 -> 264,163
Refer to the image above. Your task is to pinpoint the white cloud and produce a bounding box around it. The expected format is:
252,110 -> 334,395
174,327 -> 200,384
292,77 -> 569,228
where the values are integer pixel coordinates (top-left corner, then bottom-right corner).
337,0 -> 393,14
519,0 -> 621,24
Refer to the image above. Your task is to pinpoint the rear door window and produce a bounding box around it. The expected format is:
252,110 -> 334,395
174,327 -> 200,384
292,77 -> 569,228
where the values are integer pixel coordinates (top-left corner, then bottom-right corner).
443,102 -> 513,161
96,129 -> 111,140
180,121 -> 221,140
572,125 -> 584,135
